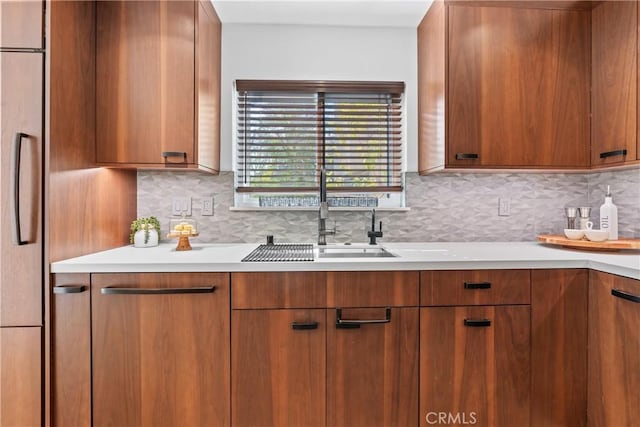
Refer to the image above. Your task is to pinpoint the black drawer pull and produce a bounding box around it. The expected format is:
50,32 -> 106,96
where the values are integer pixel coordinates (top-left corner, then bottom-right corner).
464,318 -> 491,327
455,153 -> 479,160
161,151 -> 187,160
464,281 -> 491,290
101,286 -> 215,295
53,285 -> 87,294
599,149 -> 627,159
291,322 -> 319,330
611,289 -> 640,304
336,307 -> 391,329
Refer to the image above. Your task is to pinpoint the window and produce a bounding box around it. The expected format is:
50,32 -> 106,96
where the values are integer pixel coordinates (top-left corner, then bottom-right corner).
234,80 -> 405,208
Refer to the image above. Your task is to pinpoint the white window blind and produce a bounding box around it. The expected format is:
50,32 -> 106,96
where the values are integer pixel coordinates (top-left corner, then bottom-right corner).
235,80 -> 404,194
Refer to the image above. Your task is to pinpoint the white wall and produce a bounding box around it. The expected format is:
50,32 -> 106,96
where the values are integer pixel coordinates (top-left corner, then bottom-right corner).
220,23 -> 418,171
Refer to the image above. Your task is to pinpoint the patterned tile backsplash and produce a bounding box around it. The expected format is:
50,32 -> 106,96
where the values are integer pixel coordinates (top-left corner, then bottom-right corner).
138,168 -> 640,243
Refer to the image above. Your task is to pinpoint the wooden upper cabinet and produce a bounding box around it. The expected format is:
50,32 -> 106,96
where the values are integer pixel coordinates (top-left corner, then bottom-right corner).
418,2 -> 591,172
96,0 -> 221,173
0,0 -> 43,49
588,271 -> 640,426
417,0 -> 446,173
591,1 -> 638,166
196,0 -> 221,173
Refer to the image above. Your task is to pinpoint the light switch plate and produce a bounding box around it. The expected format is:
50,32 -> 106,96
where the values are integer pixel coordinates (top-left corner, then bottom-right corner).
498,198 -> 510,216
172,196 -> 191,216
202,196 -> 214,216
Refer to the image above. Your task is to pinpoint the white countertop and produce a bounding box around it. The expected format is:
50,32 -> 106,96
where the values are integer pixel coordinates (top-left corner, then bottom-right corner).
50,242 -> 640,280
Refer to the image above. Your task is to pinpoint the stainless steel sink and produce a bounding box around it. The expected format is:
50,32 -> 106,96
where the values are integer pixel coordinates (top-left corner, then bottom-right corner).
318,246 -> 397,258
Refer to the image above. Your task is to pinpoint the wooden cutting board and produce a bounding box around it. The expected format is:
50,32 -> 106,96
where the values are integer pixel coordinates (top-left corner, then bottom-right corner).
537,234 -> 640,251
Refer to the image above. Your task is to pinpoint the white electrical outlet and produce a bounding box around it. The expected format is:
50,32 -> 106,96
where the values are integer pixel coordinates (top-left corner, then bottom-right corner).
172,196 -> 191,216
498,198 -> 511,216
202,196 -> 214,216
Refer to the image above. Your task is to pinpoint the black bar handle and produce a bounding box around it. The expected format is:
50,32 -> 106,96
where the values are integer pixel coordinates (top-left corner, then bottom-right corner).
336,307 -> 391,329
101,286 -> 215,295
464,318 -> 491,327
464,281 -> 491,290
611,289 -> 640,304
162,151 -> 187,159
291,322 -> 319,330
11,132 -> 28,245
53,285 -> 87,294
599,149 -> 627,159
455,153 -> 479,160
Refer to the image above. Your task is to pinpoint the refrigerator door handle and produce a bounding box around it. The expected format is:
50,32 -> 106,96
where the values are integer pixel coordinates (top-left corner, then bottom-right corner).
11,132 -> 29,245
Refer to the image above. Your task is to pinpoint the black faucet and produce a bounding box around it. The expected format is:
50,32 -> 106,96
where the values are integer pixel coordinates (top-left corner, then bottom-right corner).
367,209 -> 383,245
318,168 -> 336,245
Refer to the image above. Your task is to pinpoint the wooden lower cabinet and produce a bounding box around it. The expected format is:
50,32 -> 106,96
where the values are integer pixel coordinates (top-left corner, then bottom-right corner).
531,269 -> 588,427
327,307 -> 419,427
232,309 -> 326,427
588,271 -> 640,426
0,326 -> 41,427
420,305 -> 530,427
91,272 -> 230,427
52,274 -> 92,427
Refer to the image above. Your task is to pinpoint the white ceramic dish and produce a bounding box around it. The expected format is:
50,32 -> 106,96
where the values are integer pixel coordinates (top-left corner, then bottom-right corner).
585,229 -> 609,242
584,221 -> 609,242
564,229 -> 585,240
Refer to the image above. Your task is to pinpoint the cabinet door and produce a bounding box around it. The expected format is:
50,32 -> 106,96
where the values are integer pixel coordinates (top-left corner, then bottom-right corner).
0,0 -> 43,49
0,52 -> 42,326
196,0 -> 221,173
592,1 -> 637,166
447,5 -> 589,168
327,307 -> 418,427
0,327 -> 41,427
96,1 -> 195,165
531,269 -> 587,427
421,306 -> 530,427
232,309 -> 326,427
588,271 -> 640,426
92,273 -> 230,427
52,274 -> 92,427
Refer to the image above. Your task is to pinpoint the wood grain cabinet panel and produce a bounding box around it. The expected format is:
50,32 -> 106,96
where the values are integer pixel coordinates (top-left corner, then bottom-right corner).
418,2 -> 590,172
91,273 -> 230,427
96,0 -> 221,172
591,0 -> 638,166
0,51 -> 43,327
232,271 -> 327,309
531,269 -> 588,427
232,309 -> 326,427
421,270 -> 530,306
51,274 -> 91,427
196,0 -> 221,172
588,271 -> 640,426
421,305 -> 530,427
327,307 -> 419,427
326,271 -> 419,307
0,0 -> 42,49
0,327 -> 41,427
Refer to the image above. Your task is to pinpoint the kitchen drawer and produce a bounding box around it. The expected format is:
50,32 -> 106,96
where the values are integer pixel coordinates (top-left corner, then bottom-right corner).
327,271 -> 419,307
232,272 -> 327,309
420,270 -> 530,306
